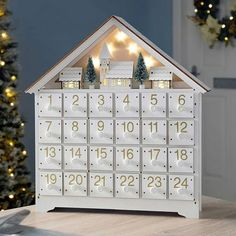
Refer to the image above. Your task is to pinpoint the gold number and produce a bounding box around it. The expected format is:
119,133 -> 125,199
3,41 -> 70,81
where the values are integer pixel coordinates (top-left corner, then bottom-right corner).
94,175 -> 105,186
123,94 -> 130,105
148,148 -> 160,160
121,148 -> 133,160
147,176 -> 162,188
148,121 -> 158,133
174,177 -> 188,189
97,120 -> 104,131
45,121 -> 52,131
95,147 -> 107,159
150,94 -> 158,105
72,121 -> 79,131
68,174 -> 83,185
44,147 -> 56,158
70,147 -> 82,158
48,95 -> 52,106
178,95 -> 186,106
120,175 -> 134,186
174,121 -> 187,133
45,173 -> 57,184
98,95 -> 105,105
122,121 -> 134,133
72,95 -> 79,105
175,149 -> 188,160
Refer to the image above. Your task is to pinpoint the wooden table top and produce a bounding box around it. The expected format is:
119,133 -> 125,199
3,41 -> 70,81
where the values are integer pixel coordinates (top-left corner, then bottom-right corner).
1,196 -> 236,236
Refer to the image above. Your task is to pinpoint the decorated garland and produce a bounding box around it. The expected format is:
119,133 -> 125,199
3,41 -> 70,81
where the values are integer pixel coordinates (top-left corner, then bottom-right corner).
190,0 -> 236,47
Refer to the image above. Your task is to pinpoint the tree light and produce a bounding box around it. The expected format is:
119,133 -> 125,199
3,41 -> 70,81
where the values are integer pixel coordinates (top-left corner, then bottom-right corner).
1,32 -> 8,40
194,9 -> 198,13
127,43 -> 138,54
10,102 -> 14,107
92,57 -> 100,69
115,31 -> 127,42
144,56 -> 155,68
200,2 -> 204,5
224,37 -> 229,41
9,173 -> 14,177
221,24 -> 226,29
0,9 -> 5,17
208,4 -> 213,8
8,194 -> 14,199
21,187 -> 26,191
11,75 -> 17,81
8,140 -> 14,146
230,16 -> 234,20
0,60 -> 5,66
22,150 -> 27,155
21,122 -> 24,127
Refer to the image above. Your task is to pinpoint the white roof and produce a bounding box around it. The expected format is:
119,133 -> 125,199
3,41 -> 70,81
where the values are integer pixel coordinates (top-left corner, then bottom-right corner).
59,67 -> 82,81
149,67 -> 173,81
105,61 -> 133,79
100,43 -> 111,59
26,16 -> 210,93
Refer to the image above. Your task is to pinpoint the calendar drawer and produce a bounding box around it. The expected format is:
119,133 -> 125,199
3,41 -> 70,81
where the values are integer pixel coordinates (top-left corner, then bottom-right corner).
38,145 -> 61,169
142,174 -> 167,199
39,171 -> 62,196
116,93 -> 139,117
64,145 -> 87,170
39,120 -> 61,143
169,175 -> 194,200
90,173 -> 113,197
90,119 -> 113,144
89,93 -> 113,117
115,173 -> 139,198
38,93 -> 62,117
90,146 -> 113,171
64,172 -> 87,196
115,147 -> 140,171
64,93 -> 87,117
141,92 -> 166,117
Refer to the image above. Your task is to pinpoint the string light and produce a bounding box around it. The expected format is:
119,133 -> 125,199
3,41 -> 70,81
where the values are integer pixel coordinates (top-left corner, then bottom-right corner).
144,56 -> 155,68
5,87 -> 15,98
0,209 -> 4,212
0,9 -> 5,17
200,1 -> 204,5
224,36 -> 229,41
9,173 -> 14,177
10,102 -> 14,107
21,122 -> 24,127
1,31 -> 8,40
11,75 -> 17,81
207,10 -> 210,14
22,150 -> 27,155
221,24 -> 226,29
21,188 -> 26,192
230,16 -> 234,20
8,168 -> 12,173
127,43 -> 138,54
8,140 -> 14,146
8,194 -> 14,199
194,9 -> 198,13
208,4 -> 213,8
92,57 -> 100,69
115,31 -> 127,42
0,60 -> 5,66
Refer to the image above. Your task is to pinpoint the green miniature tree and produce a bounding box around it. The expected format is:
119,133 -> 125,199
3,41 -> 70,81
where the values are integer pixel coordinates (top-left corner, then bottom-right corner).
134,53 -> 148,85
85,57 -> 96,84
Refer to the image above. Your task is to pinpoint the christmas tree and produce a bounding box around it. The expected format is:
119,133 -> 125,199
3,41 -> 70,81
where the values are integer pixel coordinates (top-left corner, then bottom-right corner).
85,57 -> 96,84
134,52 -> 148,85
0,0 -> 34,210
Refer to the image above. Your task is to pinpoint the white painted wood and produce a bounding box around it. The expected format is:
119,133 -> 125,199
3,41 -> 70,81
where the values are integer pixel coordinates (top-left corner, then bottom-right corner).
173,0 -> 236,202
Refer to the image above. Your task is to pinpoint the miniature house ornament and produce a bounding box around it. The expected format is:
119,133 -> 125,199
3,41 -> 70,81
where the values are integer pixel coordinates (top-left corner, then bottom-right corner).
25,15 -> 210,219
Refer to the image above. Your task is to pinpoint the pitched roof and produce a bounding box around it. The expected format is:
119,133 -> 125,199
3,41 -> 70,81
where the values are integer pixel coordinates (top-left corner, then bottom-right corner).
25,15 -> 210,93
100,43 -> 112,59
105,61 -> 133,79
149,67 -> 172,81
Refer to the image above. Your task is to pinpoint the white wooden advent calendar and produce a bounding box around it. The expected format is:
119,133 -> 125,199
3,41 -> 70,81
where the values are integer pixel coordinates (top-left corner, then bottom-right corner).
26,16 -> 210,218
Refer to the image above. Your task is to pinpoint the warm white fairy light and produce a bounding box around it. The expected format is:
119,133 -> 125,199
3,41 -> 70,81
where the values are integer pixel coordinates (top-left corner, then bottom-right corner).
208,4 -> 213,8
1,32 -> 8,39
127,43 -> 138,54
224,36 -> 229,41
194,9 -> 198,13
8,194 -> 14,199
115,31 -> 127,42
10,102 -> 14,107
144,56 -> 155,68
200,1 -> 204,5
22,150 -> 27,155
107,43 -> 115,55
221,24 -> 226,29
0,60 -> 5,66
11,75 -> 17,81
92,57 -> 100,69
230,16 -> 234,20
21,122 -> 24,127
207,10 -> 210,14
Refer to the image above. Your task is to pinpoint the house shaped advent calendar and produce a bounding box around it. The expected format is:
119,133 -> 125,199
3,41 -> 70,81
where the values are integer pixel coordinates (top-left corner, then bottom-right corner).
26,16 -> 210,218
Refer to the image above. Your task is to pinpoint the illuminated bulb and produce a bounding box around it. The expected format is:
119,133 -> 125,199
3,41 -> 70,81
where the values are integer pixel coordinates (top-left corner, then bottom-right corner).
207,10 -> 210,14
8,168 -> 12,173
0,209 -> 4,212
9,173 -> 14,177
200,2 -> 204,5
0,9 -> 5,17
8,194 -> 14,199
224,36 -> 229,41
21,188 -> 26,191
127,43 -> 138,54
115,31 -> 127,42
230,16 -> 234,20
194,9 -> 198,13
92,57 -> 100,69
1,32 -> 8,39
11,75 -> 17,81
0,49 -> 4,53
222,24 -> 226,29
10,102 -> 14,107
21,122 -> 24,127
8,141 -> 14,146
22,150 -> 27,155
209,4 -> 213,8
0,60 -> 5,66
144,56 -> 155,68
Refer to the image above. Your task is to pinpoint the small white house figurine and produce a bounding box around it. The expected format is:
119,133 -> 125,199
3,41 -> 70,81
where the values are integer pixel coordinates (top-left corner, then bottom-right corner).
25,15 -> 210,219
59,67 -> 82,89
149,66 -> 172,89
100,43 -> 133,88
